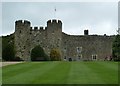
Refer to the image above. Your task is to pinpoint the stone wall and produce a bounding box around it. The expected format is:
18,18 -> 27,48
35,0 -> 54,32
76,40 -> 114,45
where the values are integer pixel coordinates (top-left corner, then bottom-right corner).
62,33 -> 114,61
14,19 -> 114,61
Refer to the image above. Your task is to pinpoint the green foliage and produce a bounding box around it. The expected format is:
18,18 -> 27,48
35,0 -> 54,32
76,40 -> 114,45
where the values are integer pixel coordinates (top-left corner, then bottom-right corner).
2,34 -> 14,50
50,48 -> 61,61
112,35 -> 120,61
2,34 -> 15,61
31,45 -> 49,61
2,43 -> 15,61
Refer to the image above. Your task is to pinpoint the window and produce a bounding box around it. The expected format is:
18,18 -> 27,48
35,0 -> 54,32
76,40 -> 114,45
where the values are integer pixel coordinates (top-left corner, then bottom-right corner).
64,56 -> 66,59
78,54 -> 82,60
92,54 -> 97,60
77,47 -> 82,53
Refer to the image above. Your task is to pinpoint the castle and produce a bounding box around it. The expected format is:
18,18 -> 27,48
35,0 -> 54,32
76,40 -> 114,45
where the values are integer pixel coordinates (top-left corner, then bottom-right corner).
14,19 -> 114,61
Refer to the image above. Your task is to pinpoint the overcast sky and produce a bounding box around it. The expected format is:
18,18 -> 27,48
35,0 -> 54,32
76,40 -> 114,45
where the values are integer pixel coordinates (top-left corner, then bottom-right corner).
2,2 -> 118,36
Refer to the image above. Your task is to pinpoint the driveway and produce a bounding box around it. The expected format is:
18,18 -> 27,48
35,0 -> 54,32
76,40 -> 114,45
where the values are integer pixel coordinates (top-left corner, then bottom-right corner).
0,62 -> 23,67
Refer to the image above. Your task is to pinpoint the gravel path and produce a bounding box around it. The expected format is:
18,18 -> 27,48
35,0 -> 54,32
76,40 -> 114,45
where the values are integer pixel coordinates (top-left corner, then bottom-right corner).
0,62 -> 23,67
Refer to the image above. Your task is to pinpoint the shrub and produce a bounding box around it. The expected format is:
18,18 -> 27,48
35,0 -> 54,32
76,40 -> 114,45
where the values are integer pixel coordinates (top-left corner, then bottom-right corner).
112,35 -> 120,61
2,44 -> 15,61
50,48 -> 61,61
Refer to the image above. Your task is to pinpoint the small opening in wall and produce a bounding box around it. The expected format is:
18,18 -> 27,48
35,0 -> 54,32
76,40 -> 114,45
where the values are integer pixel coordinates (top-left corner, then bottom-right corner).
78,54 -> 82,60
64,56 -> 67,61
37,40 -> 39,42
58,38 -> 61,41
77,47 -> 82,53
92,54 -> 97,60
19,30 -> 21,33
24,46 -> 25,49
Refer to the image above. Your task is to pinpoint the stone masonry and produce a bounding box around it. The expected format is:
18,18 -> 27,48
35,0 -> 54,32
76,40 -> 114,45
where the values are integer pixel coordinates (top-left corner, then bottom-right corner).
14,19 -> 114,61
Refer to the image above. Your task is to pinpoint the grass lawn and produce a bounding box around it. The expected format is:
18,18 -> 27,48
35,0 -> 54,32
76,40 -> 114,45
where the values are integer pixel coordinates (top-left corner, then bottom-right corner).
2,61 -> 118,84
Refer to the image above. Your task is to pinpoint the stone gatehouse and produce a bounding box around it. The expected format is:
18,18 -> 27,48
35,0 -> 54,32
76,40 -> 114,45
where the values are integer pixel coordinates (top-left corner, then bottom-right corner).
14,19 -> 114,61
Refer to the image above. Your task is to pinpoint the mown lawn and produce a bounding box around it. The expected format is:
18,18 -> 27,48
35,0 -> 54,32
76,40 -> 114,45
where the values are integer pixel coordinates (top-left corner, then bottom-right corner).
2,61 -> 118,84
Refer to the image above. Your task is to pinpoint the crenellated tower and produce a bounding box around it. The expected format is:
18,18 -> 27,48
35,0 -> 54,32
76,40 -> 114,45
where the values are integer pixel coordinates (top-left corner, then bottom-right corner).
46,19 -> 62,56
15,20 -> 31,61
14,19 -> 114,61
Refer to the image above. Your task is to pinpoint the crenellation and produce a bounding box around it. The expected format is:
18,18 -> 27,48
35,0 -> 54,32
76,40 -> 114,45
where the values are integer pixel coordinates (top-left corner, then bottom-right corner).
34,27 -> 38,31
15,20 -> 23,26
52,19 -> 57,23
40,27 -> 44,30
47,20 -> 51,24
30,27 -> 33,31
45,27 -> 47,30
58,20 -> 62,25
15,19 -> 114,61
24,20 -> 31,25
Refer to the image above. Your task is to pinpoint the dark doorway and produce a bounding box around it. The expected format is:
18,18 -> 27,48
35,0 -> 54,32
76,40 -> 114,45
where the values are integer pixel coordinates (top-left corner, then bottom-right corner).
69,58 -> 72,61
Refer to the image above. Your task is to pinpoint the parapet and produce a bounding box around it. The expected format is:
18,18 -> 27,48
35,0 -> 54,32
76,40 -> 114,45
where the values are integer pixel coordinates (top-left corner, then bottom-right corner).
52,19 -> 57,23
47,20 -> 52,23
47,19 -> 62,28
40,27 -> 44,30
47,19 -> 62,25
58,20 -> 62,24
15,20 -> 23,25
34,27 -> 38,31
30,26 -> 45,31
24,20 -> 31,25
45,27 -> 47,30
15,20 -> 31,26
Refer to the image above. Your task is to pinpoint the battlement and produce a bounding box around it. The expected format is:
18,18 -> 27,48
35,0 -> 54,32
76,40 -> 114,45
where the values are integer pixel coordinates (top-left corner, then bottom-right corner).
40,27 -> 44,30
15,20 -> 31,26
34,27 -> 38,31
47,19 -> 62,25
30,26 -> 45,31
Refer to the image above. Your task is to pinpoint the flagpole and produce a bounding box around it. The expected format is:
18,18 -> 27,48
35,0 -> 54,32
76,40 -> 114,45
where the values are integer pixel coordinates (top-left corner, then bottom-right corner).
54,6 -> 56,19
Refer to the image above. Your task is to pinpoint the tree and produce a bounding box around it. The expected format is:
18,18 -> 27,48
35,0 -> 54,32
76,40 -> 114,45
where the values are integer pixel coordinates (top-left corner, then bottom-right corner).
112,35 -> 120,61
2,44 -> 15,61
31,45 -> 49,61
2,34 -> 15,61
50,48 -> 61,61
